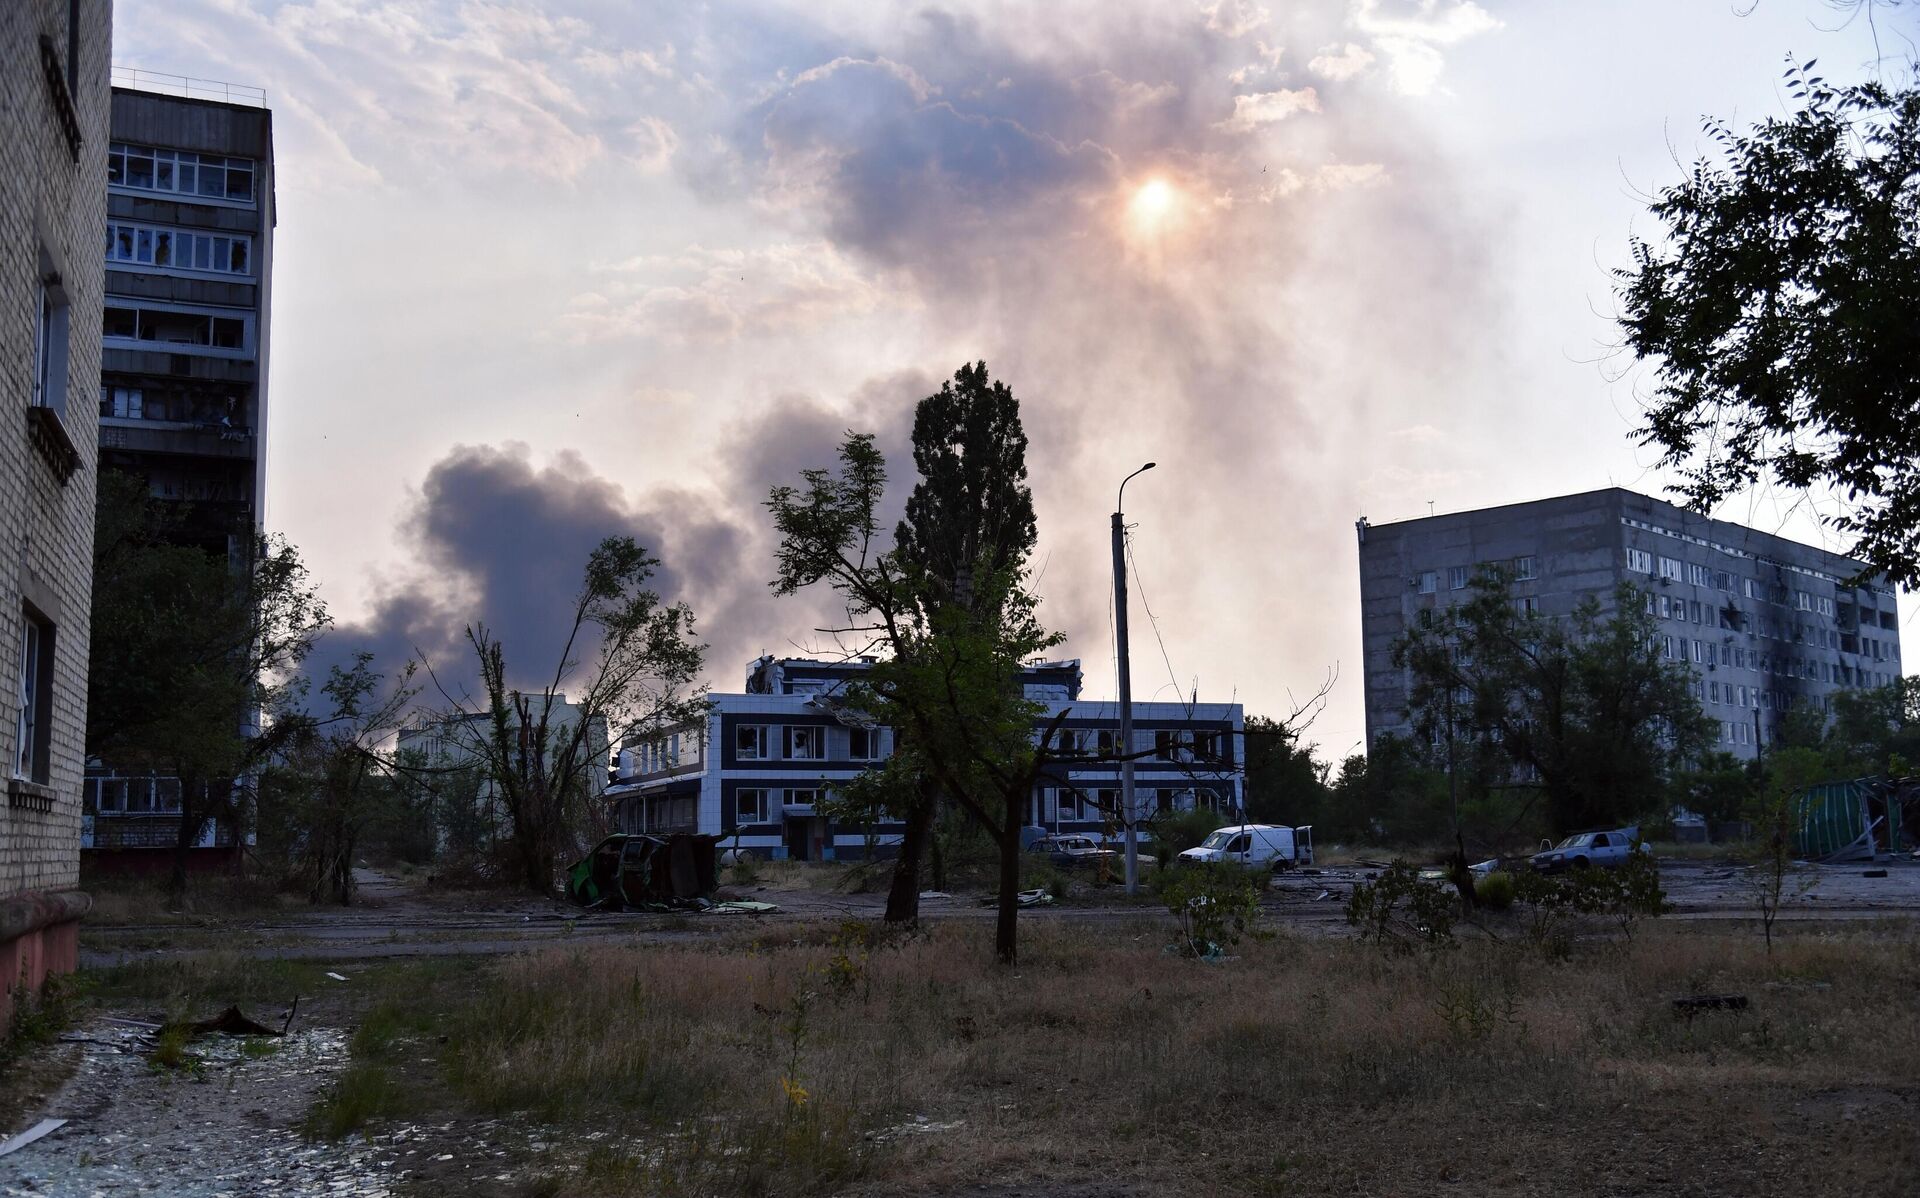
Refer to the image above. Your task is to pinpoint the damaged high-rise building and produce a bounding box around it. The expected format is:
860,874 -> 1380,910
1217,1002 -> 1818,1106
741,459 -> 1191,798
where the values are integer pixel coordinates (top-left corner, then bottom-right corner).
84,75 -> 276,867
1355,488 -> 1905,762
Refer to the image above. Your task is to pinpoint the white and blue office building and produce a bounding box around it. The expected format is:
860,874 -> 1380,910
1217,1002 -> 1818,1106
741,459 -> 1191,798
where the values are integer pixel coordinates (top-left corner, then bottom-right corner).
610,655 -> 1246,860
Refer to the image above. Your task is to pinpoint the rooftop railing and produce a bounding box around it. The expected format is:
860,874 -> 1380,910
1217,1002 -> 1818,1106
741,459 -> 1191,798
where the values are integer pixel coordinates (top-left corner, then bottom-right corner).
111,66 -> 266,108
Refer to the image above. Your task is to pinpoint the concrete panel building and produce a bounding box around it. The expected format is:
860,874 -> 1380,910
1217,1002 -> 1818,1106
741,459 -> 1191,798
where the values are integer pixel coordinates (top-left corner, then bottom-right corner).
1356,488 -> 1903,762
2,0 -> 111,1024
84,78 -> 275,864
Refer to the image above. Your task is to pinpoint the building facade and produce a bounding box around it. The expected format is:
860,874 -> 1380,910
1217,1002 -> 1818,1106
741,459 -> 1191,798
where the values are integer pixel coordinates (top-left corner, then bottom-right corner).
98,83 -> 274,552
1356,488 -> 1904,762
3,0 -> 112,1024
83,79 -> 274,864
611,655 -> 1247,860
397,694 -> 609,854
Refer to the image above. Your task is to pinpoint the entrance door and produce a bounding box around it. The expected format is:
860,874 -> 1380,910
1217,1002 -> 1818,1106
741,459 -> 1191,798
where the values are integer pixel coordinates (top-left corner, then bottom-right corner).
785,819 -> 809,860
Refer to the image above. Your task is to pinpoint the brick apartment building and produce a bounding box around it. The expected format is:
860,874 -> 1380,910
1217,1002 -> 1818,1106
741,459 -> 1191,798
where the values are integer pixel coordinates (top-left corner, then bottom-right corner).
2,0 -> 111,1024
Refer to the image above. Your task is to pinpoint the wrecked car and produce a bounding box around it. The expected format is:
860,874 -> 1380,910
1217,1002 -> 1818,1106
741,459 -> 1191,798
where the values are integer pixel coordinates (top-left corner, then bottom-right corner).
1529,827 -> 1650,874
1027,834 -> 1120,870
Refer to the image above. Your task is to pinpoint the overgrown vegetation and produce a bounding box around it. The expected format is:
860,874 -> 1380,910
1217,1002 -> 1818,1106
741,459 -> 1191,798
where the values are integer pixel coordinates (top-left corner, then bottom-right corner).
101,921 -> 1893,1195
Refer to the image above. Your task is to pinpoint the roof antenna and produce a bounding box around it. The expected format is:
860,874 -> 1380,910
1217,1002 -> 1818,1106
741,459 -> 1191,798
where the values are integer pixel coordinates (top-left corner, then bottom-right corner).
1427,500 -> 1435,517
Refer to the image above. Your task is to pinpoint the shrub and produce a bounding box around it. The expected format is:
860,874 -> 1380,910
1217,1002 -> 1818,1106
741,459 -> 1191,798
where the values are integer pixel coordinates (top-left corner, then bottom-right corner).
1475,870 -> 1516,911
729,850 -> 762,887
1346,860 -> 1457,953
1156,863 -> 1267,958
1146,808 -> 1227,866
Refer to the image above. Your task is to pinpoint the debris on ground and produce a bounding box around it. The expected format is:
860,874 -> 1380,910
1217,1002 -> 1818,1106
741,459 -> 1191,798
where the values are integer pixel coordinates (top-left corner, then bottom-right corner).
0,1119 -> 66,1159
190,1005 -> 284,1037
565,833 -> 723,911
1673,994 -> 1750,1019
976,890 -> 1056,908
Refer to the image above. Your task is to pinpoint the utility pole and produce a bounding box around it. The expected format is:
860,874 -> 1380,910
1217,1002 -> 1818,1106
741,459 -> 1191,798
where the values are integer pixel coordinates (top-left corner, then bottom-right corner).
1113,462 -> 1155,894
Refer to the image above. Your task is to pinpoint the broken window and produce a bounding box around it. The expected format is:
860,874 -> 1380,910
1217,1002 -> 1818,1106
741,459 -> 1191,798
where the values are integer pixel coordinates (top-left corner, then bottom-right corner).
105,222 -> 252,275
734,724 -> 768,760
101,304 -> 249,351
848,727 -> 880,760
785,726 -> 824,760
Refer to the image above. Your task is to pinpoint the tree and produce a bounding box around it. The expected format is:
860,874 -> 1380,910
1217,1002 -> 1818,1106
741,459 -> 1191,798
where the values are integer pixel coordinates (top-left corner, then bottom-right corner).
1241,714 -> 1332,827
768,421 -> 1063,964
432,537 -> 706,893
88,470 -> 331,900
262,654 -> 417,904
882,363 -> 1040,924
1394,573 -> 1713,839
1617,69 -> 1920,584
1325,739 -> 1453,847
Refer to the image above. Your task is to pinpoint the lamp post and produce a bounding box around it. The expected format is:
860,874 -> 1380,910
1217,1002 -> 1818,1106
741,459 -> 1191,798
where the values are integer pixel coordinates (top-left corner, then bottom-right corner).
1113,462 -> 1155,894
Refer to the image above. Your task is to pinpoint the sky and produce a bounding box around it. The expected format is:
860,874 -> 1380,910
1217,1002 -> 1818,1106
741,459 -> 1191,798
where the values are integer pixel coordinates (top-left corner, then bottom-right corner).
113,0 -> 1913,758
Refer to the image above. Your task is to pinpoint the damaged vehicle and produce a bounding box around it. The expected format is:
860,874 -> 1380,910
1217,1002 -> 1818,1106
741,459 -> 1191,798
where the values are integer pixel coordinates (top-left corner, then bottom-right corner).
1529,826 -> 1650,874
1027,833 -> 1120,870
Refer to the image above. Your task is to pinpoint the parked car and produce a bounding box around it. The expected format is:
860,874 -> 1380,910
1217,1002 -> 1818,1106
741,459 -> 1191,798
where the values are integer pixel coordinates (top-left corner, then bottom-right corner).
1028,834 -> 1120,869
1176,823 -> 1314,871
1529,826 -> 1650,873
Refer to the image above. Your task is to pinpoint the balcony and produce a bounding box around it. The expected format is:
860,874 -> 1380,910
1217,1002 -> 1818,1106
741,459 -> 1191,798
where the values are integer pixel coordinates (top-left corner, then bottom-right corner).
99,419 -> 255,459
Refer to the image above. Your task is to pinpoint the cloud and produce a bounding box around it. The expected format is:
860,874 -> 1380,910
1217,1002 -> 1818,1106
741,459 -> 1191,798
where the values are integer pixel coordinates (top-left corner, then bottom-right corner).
623,115 -> 679,171
1203,0 -> 1272,38
1352,0 -> 1502,44
747,54 -> 1120,269
306,372 -> 936,709
562,242 -> 891,345
1350,0 -> 1503,96
1217,86 -> 1322,131
1308,42 -> 1376,81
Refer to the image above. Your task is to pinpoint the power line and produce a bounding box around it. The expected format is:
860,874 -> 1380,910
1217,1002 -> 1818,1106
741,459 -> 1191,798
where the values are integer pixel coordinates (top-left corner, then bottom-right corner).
1124,523 -> 1192,718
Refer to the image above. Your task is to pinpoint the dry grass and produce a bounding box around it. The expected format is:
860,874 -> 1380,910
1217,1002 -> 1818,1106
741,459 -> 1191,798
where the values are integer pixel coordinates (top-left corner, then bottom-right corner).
80,871 -> 293,926
425,918 -> 1920,1196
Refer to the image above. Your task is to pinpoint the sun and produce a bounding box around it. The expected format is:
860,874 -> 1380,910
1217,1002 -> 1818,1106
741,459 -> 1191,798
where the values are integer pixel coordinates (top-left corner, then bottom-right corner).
1130,178 -> 1175,226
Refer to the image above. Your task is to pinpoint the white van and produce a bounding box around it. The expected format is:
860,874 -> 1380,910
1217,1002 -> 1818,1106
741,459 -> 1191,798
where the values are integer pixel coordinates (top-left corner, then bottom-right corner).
1177,823 -> 1314,870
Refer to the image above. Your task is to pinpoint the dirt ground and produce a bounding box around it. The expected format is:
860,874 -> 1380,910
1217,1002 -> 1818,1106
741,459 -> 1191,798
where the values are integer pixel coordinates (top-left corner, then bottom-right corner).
4,856 -> 1915,1197
73,856 -> 1920,967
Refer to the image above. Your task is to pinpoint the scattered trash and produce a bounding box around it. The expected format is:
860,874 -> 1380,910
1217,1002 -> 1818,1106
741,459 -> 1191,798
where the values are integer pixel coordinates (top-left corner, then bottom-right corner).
1673,994 -> 1749,1019
101,1016 -> 162,1030
1863,869 -> 1889,878
1313,889 -> 1339,902
190,1006 -> 284,1038
0,1119 -> 66,1158
919,890 -> 954,900
325,971 -> 349,982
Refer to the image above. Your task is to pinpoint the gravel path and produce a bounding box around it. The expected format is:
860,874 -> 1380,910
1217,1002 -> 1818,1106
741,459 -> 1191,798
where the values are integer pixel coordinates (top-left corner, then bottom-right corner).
0,1021 -> 398,1197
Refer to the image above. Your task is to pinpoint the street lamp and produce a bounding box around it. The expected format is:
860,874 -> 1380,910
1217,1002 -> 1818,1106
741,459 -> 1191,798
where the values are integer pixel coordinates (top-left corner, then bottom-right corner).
1113,462 -> 1155,894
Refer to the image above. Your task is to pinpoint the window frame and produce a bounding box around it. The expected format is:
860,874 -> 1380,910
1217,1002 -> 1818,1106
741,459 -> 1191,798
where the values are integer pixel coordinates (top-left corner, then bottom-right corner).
108,141 -> 257,203
734,723 -> 769,761
15,608 -> 54,784
105,220 -> 253,276
101,300 -> 252,354
735,787 -> 771,824
32,265 -> 70,417
785,725 -> 825,761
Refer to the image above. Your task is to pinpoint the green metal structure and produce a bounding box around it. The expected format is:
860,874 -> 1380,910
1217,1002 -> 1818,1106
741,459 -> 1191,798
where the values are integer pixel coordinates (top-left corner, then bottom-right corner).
1791,778 -> 1905,862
